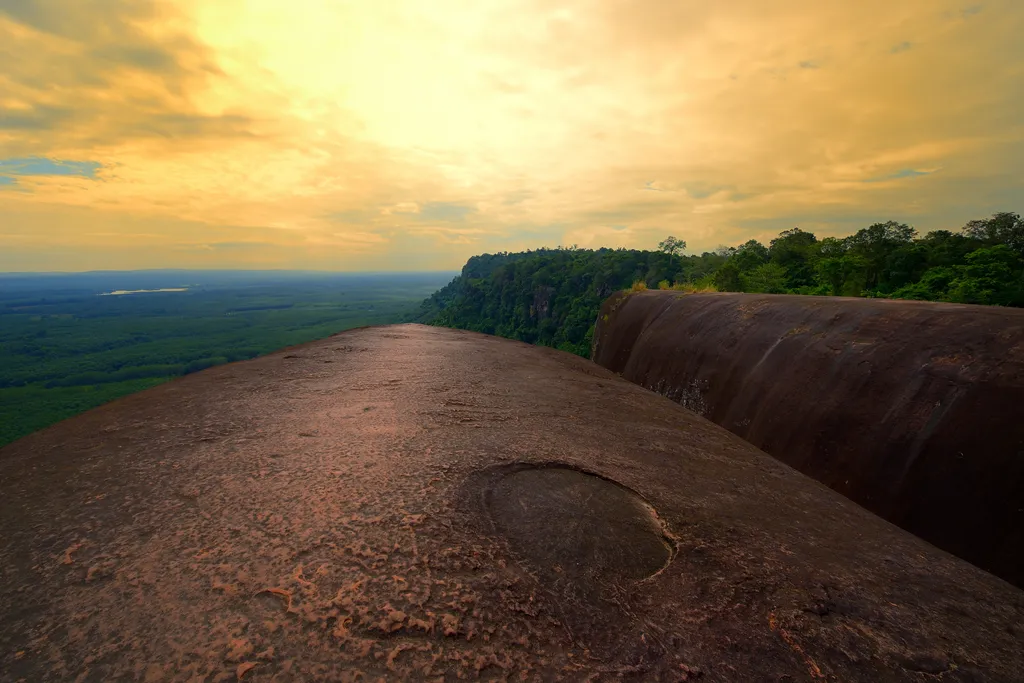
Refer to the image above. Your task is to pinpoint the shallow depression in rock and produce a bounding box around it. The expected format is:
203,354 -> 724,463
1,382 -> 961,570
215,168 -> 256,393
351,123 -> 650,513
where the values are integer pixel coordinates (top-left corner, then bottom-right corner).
486,466 -> 674,586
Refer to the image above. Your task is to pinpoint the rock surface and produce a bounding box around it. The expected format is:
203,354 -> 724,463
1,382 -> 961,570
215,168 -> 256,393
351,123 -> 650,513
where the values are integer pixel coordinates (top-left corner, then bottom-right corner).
1,324 -> 1022,682
592,291 -> 1024,589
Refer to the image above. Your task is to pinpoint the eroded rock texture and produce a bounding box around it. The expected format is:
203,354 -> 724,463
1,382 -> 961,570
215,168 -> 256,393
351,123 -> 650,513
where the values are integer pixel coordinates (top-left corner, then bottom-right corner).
1,324 -> 1022,681
593,291 -> 1024,588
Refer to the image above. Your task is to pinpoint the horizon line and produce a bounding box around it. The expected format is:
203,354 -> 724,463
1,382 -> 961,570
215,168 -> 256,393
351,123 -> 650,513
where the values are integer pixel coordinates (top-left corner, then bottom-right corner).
0,268 -> 462,276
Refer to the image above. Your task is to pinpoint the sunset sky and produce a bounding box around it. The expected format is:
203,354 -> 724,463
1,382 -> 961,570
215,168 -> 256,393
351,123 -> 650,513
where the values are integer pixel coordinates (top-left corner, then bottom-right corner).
1,0 -> 1021,271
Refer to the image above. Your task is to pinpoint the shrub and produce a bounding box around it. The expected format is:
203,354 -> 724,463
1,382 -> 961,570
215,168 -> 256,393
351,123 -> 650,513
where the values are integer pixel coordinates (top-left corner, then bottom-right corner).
671,276 -> 719,293
630,279 -> 648,292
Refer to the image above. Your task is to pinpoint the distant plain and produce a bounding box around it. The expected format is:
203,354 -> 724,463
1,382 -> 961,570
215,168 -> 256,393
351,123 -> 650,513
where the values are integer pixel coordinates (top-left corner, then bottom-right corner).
0,271 -> 456,448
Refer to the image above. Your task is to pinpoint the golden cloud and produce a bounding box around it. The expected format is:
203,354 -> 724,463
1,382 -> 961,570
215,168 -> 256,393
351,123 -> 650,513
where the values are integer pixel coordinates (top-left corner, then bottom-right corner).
1,0 -> 1021,270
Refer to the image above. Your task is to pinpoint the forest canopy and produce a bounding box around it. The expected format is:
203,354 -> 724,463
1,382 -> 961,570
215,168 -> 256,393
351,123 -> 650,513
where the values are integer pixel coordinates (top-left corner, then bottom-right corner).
418,212 -> 1024,358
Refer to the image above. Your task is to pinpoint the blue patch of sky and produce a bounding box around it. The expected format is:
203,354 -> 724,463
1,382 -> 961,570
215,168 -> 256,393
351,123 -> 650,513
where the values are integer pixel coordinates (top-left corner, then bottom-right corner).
0,157 -> 102,179
863,168 -> 934,183
685,184 -> 726,199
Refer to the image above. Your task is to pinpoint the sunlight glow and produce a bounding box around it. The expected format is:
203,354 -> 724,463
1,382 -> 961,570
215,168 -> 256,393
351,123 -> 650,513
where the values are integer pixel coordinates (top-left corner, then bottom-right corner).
1,0 -> 1021,270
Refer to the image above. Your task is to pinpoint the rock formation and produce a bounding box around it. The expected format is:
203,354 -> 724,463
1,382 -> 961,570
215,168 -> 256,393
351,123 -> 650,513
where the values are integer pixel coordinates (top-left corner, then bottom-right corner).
593,291 -> 1024,589
1,324 -> 1021,681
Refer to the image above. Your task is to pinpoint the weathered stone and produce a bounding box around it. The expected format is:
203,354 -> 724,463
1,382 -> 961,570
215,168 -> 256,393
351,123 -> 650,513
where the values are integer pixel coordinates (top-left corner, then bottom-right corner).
1,324 -> 1021,681
593,291 -> 1024,588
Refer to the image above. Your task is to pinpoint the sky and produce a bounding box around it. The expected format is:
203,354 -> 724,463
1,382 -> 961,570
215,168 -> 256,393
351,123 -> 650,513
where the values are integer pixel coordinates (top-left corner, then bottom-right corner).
1,0 -> 1022,272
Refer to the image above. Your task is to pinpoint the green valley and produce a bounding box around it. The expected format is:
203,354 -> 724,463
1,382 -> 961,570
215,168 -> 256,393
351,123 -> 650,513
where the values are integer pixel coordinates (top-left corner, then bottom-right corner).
0,271 -> 455,448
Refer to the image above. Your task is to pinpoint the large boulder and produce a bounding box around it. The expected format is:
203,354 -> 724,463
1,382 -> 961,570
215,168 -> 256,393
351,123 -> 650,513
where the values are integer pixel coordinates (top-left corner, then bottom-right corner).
1,324 -> 1021,681
593,291 -> 1024,588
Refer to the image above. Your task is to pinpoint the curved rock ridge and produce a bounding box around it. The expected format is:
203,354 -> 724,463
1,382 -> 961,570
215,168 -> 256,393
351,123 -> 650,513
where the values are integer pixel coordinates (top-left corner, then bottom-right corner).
0,324 -> 1021,681
592,291 -> 1024,589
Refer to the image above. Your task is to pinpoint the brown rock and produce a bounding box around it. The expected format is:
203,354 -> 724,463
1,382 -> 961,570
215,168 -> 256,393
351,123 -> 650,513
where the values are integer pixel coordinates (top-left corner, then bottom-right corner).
0,324 -> 1021,681
594,291 -> 1024,588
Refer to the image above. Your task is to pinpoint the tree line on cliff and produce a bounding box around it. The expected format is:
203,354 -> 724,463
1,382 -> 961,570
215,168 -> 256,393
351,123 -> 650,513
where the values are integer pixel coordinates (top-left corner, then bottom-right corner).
415,211 -> 1024,358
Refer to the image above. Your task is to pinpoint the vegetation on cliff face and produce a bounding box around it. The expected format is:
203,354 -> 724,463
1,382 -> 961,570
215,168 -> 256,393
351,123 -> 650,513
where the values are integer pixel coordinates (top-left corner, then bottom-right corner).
416,247 -> 713,357
417,212 -> 1024,357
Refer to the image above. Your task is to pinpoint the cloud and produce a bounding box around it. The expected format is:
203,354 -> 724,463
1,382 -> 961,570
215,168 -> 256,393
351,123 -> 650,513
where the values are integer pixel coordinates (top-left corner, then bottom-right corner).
90,45 -> 180,73
381,202 -> 421,216
0,105 -> 74,131
0,0 -> 1022,270
417,202 -> 476,222
326,210 -> 375,224
0,0 -> 261,157
502,191 -> 533,205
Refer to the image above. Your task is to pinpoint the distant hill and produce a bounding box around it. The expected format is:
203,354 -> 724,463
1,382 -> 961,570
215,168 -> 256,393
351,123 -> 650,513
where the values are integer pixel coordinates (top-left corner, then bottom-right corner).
417,213 -> 1024,357
414,247 -> 709,357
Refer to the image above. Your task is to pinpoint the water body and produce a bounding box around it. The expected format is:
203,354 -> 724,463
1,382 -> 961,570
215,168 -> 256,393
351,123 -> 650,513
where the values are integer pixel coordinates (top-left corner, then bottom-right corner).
99,288 -> 189,296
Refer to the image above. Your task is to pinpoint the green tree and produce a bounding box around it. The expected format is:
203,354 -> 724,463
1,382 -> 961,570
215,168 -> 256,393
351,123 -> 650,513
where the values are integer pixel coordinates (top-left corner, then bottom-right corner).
743,262 -> 788,293
420,211 -> 1023,363
918,230 -> 978,267
817,253 -> 868,296
732,239 -> 770,272
844,221 -> 918,293
658,236 -> 687,256
962,212 -> 1024,257
891,267 -> 958,301
713,261 -> 742,292
769,228 -> 819,289
947,245 -> 1024,305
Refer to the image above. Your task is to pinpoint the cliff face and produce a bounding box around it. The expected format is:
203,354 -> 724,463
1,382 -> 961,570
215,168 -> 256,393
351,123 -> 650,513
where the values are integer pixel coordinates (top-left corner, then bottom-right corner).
1,324 -> 1022,681
593,291 -> 1024,588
